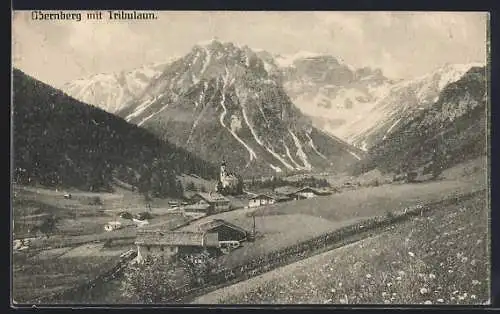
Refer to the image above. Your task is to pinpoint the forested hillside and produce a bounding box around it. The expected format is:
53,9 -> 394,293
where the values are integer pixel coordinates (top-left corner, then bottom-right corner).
12,69 -> 217,197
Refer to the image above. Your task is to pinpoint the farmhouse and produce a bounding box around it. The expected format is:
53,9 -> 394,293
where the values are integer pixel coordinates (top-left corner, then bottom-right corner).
248,193 -> 291,208
248,194 -> 276,208
179,218 -> 249,254
135,230 -> 220,263
190,192 -> 230,214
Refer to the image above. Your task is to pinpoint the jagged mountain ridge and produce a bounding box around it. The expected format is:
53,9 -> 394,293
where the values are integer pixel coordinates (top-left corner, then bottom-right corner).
62,60 -> 175,113
12,68 -> 218,195
114,40 -> 363,176
352,66 -> 487,175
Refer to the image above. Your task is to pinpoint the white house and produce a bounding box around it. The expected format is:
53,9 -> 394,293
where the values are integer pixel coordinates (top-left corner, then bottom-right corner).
104,221 -> 123,232
248,194 -> 277,208
105,219 -> 136,231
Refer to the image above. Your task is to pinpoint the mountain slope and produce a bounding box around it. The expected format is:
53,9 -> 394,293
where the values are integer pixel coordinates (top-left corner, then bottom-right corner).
338,63 -> 485,150
352,66 -> 487,176
61,60 -> 175,113
114,40 -> 362,176
280,57 -> 484,151
12,68 -> 217,196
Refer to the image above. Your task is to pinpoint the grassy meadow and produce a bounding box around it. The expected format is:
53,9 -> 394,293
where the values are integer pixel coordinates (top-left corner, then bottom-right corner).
193,190 -> 489,305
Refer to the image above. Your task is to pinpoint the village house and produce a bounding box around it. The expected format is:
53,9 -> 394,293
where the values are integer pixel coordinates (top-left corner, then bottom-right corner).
274,185 -> 299,196
135,230 -> 220,263
248,193 -> 291,208
190,192 -> 230,214
104,218 -> 136,232
248,194 -> 276,208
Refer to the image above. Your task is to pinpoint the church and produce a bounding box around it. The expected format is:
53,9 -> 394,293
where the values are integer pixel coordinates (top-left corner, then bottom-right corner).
217,160 -> 240,194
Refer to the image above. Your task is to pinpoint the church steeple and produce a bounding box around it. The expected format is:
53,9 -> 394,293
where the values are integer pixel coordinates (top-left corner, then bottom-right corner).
220,159 -> 227,181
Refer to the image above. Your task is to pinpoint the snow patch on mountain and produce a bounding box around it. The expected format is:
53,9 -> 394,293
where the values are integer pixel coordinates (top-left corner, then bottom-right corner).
382,118 -> 402,141
218,73 -> 257,165
137,103 -> 170,127
347,150 -> 362,161
283,143 -> 303,169
305,132 -> 327,160
269,164 -> 283,173
289,130 -> 312,170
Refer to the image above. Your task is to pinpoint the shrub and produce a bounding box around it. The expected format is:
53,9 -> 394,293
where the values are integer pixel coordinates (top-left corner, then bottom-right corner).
385,210 -> 395,220
119,211 -> 134,220
121,257 -> 182,303
88,196 -> 102,206
136,212 -> 153,220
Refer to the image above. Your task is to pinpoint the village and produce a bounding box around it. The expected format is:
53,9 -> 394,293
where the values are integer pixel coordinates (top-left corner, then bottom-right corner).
130,160 -> 338,264
11,155 -> 488,304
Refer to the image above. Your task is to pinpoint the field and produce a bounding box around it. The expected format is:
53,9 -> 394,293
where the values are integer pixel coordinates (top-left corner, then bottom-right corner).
12,184 -> 190,303
193,190 -> 489,305
251,171 -> 485,222
12,253 -> 122,303
11,157 -> 488,304
177,166 -> 485,270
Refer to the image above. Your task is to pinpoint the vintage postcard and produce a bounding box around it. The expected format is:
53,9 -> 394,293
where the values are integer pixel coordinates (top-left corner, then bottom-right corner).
11,11 -> 490,305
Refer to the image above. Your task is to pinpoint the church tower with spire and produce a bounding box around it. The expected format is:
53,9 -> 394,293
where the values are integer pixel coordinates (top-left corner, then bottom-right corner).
218,159 -> 238,192
220,159 -> 228,185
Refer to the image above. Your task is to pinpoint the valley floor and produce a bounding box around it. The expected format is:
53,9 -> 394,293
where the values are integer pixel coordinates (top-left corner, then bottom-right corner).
11,159 -> 488,304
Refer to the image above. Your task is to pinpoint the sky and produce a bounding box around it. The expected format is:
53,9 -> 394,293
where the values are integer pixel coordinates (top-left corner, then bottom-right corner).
12,11 -> 488,87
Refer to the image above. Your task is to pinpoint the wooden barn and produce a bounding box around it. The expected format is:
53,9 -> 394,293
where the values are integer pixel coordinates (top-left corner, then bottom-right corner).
196,219 -> 248,242
190,192 -> 230,214
289,186 -> 332,200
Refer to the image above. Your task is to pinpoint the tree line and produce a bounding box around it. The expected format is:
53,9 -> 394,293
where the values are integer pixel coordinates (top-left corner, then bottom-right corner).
246,175 -> 330,190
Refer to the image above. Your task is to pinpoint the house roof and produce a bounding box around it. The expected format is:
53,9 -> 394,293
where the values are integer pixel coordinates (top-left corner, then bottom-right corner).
268,192 -> 293,201
183,203 -> 211,211
141,216 -> 191,232
249,194 -> 276,201
135,231 -> 219,247
274,186 -> 299,196
196,219 -> 248,235
293,186 -> 332,195
192,192 -> 229,203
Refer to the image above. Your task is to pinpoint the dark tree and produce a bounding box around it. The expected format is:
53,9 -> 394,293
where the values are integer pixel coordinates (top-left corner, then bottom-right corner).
186,181 -> 197,191
37,215 -> 59,238
235,175 -> 244,195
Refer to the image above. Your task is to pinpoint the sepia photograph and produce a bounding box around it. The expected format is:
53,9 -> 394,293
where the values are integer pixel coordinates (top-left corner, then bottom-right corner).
11,10 -> 490,305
